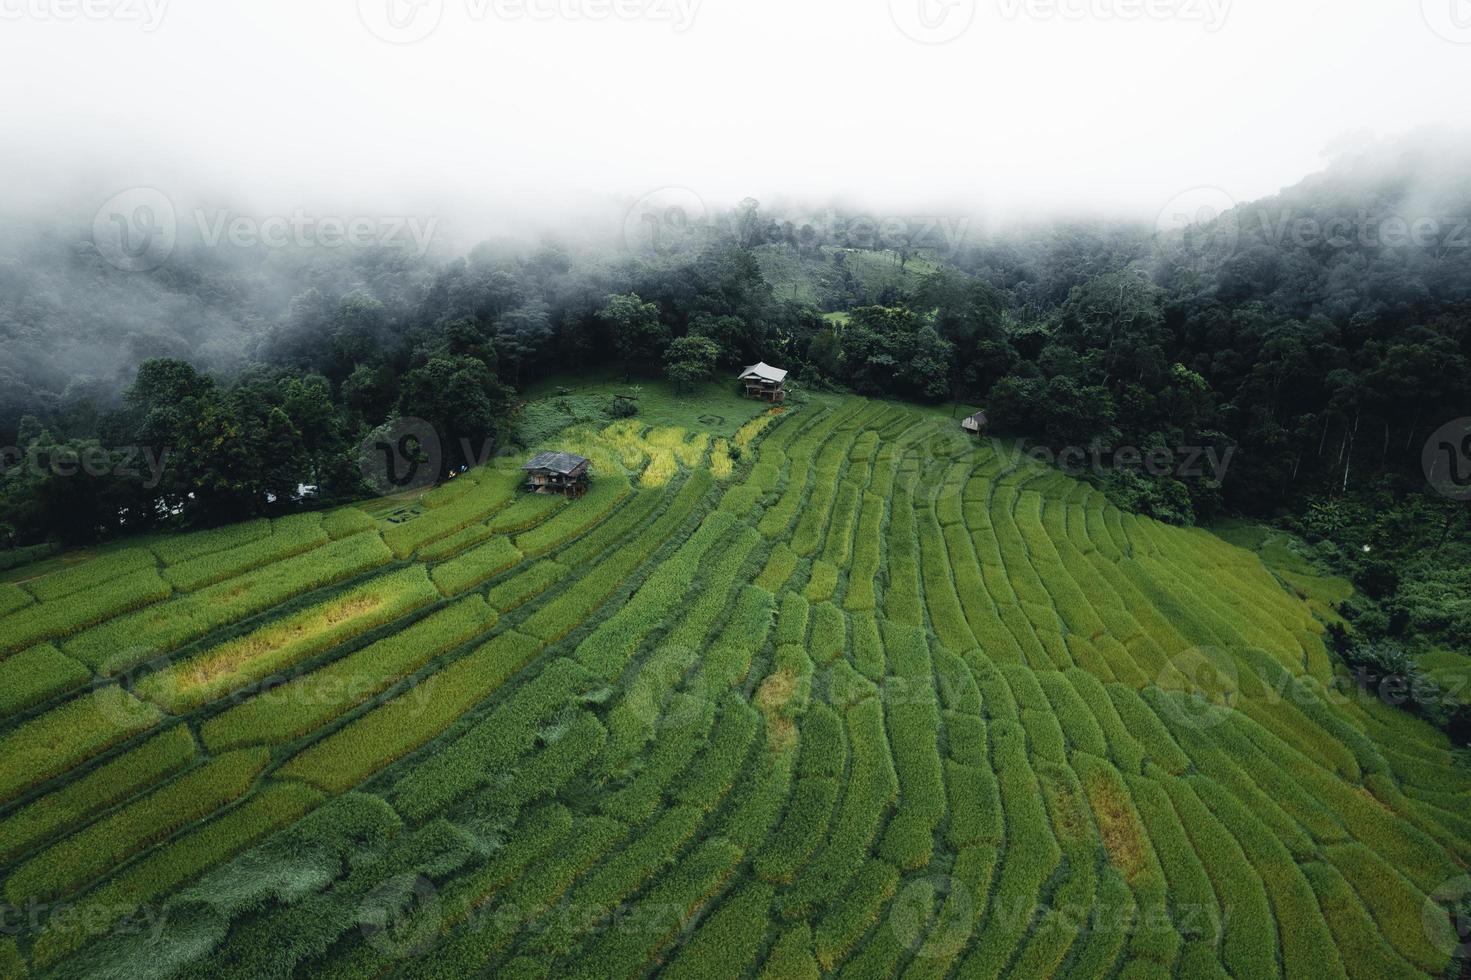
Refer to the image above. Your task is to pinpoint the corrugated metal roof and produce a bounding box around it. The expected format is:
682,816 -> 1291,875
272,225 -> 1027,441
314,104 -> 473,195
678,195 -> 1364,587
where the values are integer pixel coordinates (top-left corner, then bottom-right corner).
522,451 -> 590,475
738,361 -> 788,384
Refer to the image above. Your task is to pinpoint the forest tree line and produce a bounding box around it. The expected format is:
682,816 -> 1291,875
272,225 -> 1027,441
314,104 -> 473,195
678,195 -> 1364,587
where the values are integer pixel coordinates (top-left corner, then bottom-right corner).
2,139 -> 1468,652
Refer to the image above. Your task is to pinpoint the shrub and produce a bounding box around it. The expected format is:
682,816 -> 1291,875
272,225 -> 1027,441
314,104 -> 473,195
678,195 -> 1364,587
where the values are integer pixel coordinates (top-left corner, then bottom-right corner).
0,644 -> 90,718
430,536 -> 523,596
6,748 -> 270,905
201,595 -> 495,750
138,566 -> 439,712
0,725 -> 196,863
68,531 -> 394,673
0,691 -> 162,805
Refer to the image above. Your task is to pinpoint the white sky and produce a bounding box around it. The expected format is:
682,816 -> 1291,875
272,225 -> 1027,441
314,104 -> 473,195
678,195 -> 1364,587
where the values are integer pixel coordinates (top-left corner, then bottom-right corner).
2,0 -> 1467,239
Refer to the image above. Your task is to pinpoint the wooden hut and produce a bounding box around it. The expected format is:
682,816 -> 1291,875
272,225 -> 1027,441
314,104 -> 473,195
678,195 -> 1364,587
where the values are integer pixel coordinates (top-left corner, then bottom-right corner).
738,362 -> 788,402
521,451 -> 591,498
961,411 -> 988,434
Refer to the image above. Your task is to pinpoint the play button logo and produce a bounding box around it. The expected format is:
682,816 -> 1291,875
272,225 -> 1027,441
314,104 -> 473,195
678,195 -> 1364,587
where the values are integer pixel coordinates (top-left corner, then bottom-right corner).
1423,0 -> 1471,42
891,0 -> 976,43
358,0 -> 443,44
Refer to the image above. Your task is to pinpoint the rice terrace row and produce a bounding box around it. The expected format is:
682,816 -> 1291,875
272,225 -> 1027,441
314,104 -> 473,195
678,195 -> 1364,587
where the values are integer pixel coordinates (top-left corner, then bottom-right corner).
0,388 -> 1467,979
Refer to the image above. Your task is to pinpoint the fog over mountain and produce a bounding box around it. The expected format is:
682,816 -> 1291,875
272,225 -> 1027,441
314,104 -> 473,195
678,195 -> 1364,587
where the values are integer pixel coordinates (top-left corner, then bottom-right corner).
3,0 -> 1467,225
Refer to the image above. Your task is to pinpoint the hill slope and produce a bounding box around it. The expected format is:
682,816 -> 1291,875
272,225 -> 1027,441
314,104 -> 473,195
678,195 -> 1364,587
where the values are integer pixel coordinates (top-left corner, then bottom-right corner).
0,389 -> 1466,978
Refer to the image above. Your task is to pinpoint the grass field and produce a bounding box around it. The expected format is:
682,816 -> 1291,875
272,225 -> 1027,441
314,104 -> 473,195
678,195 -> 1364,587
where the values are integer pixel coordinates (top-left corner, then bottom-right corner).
0,385 -> 1467,979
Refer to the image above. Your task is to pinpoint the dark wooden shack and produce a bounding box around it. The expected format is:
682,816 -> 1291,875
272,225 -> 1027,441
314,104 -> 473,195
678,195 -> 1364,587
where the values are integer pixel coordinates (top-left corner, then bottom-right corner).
521,451 -> 591,498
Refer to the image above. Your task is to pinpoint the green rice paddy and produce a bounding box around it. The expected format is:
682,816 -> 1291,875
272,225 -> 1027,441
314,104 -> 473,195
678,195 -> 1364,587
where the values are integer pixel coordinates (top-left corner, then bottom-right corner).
0,389 -> 1466,978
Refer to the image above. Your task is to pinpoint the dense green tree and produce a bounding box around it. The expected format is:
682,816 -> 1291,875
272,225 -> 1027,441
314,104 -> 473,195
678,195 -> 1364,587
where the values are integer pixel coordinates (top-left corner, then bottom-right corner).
663,335 -> 720,393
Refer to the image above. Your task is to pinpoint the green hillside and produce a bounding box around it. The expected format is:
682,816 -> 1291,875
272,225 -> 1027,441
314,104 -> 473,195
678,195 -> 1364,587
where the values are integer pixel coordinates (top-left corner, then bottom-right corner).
0,389 -> 1466,979
752,244 -> 943,309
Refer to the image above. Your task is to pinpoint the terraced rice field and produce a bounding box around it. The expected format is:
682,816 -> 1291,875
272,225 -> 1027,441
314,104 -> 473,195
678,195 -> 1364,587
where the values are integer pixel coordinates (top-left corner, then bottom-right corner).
0,392 -> 1467,979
